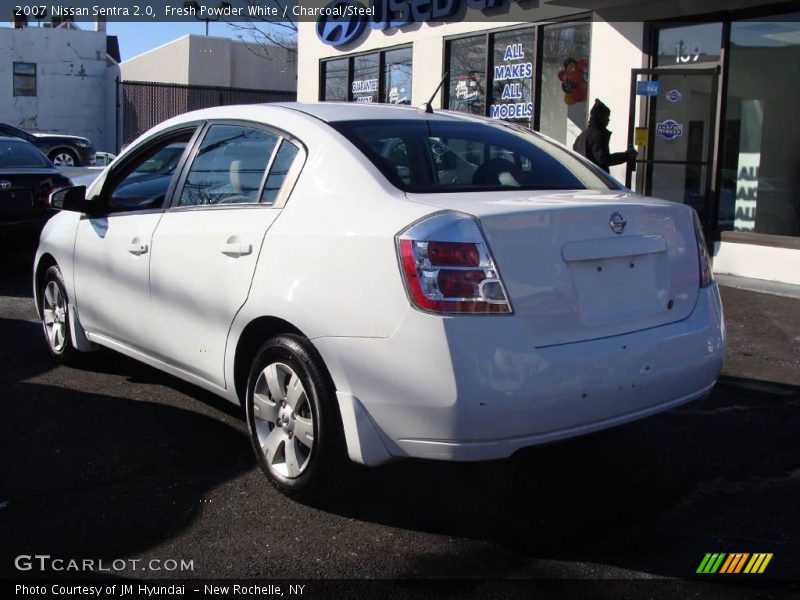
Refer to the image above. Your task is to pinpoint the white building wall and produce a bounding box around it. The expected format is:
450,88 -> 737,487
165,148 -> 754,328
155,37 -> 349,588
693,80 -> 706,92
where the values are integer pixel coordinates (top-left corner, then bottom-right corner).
119,36 -> 191,84
230,42 -> 297,91
187,36 -> 233,86
120,35 -> 297,92
0,26 -> 119,152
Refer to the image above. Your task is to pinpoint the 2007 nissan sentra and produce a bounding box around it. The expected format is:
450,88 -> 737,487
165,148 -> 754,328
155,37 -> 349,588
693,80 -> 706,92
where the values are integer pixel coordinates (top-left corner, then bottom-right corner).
34,103 -> 725,501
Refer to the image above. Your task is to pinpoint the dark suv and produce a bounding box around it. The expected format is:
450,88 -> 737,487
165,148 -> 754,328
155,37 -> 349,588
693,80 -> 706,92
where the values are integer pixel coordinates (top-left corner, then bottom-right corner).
0,122 -> 95,167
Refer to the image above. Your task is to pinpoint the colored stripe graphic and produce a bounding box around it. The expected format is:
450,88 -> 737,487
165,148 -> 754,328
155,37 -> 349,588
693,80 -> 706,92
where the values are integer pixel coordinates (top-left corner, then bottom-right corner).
720,553 -> 749,573
697,553 -> 726,573
698,553 -> 773,574
733,553 -> 750,573
744,553 -> 773,574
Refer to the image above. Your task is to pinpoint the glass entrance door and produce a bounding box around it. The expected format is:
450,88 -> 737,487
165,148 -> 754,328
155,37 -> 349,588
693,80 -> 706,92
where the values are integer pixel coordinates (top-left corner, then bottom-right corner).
627,67 -> 720,234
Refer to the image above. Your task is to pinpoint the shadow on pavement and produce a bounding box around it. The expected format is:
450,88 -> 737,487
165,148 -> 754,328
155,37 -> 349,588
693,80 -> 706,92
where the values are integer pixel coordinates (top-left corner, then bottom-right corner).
0,251 -> 36,299
0,315 -> 254,577
326,376 -> 800,579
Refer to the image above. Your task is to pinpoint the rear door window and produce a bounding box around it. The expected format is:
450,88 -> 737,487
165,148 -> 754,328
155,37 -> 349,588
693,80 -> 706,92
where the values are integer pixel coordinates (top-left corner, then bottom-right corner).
178,125 -> 279,207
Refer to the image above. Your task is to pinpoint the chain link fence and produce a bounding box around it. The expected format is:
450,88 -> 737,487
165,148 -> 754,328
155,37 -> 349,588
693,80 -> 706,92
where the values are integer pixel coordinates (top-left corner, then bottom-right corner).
118,80 -> 296,150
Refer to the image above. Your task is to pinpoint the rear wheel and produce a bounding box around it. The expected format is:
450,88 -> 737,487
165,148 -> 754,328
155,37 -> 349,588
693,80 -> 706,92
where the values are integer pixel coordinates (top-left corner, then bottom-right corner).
245,334 -> 352,502
40,265 -> 82,365
49,149 -> 77,167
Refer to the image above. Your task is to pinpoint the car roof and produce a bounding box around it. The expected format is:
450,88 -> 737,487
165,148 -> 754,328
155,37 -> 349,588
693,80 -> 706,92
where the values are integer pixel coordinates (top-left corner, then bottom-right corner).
273,102 -> 475,124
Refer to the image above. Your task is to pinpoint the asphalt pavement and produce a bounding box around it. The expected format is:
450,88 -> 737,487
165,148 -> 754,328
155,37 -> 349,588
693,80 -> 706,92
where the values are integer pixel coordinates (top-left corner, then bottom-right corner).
1,250 -> 798,588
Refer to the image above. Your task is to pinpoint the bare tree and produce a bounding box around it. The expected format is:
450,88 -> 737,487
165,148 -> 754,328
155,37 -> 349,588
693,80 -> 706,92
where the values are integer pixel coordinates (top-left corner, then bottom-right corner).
226,0 -> 298,59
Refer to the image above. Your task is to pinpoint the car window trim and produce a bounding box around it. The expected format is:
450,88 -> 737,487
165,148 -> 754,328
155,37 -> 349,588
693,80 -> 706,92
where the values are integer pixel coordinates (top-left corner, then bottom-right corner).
95,122 -> 205,217
168,119 -> 307,212
256,137 -> 284,205
270,140 -> 305,209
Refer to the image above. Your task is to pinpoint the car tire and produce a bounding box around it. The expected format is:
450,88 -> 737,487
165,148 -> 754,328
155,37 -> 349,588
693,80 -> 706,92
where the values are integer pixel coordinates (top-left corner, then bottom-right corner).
245,334 -> 353,503
40,265 -> 83,365
49,149 -> 77,167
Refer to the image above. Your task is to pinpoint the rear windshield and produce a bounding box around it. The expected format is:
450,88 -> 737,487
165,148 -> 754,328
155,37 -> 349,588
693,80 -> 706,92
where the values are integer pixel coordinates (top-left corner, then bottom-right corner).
331,119 -> 622,193
0,140 -> 51,168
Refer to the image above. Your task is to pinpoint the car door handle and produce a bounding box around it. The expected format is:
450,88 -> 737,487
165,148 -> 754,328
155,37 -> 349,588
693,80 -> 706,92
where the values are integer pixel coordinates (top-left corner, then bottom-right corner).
219,242 -> 252,257
127,242 -> 149,255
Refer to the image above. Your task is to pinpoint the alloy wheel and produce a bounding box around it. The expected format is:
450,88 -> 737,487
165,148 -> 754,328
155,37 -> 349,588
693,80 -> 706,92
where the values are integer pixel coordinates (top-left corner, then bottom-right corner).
51,152 -> 75,167
252,362 -> 315,479
42,281 -> 67,353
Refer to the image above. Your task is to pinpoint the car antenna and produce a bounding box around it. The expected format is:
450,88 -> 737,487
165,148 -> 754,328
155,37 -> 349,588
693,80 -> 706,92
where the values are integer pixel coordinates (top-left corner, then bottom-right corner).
419,71 -> 449,114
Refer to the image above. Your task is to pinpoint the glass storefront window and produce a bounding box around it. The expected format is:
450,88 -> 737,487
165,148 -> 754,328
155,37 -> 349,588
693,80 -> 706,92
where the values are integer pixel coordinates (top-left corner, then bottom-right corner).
384,47 -> 413,105
352,54 -> 380,104
447,35 -> 486,116
539,21 -> 591,147
322,58 -> 348,102
656,22 -> 723,66
322,48 -> 412,104
489,28 -> 535,125
719,15 -> 800,237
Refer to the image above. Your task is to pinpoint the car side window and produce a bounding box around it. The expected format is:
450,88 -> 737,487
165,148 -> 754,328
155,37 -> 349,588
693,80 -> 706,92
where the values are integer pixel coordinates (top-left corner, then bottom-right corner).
106,131 -> 194,213
178,124 -> 279,207
260,140 -> 299,204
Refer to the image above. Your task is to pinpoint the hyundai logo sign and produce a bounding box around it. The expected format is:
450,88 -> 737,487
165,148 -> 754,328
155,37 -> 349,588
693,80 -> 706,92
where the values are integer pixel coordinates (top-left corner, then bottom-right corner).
316,0 -> 532,46
316,0 -> 368,47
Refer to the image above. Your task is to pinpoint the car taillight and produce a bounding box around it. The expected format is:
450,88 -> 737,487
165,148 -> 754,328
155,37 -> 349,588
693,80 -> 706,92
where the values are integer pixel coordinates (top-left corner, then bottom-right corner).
396,212 -> 512,314
693,210 -> 714,288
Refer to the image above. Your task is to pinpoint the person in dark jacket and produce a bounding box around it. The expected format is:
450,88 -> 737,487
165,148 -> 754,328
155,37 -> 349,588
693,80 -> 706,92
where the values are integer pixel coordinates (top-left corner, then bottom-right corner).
573,99 -> 637,173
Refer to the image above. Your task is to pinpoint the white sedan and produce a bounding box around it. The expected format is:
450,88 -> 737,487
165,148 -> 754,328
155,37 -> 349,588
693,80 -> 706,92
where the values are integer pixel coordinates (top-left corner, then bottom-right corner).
35,103 -> 725,501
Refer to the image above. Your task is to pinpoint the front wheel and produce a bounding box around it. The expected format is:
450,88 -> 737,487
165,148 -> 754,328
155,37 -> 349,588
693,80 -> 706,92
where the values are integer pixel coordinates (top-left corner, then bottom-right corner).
245,334 -> 353,502
40,265 -> 82,365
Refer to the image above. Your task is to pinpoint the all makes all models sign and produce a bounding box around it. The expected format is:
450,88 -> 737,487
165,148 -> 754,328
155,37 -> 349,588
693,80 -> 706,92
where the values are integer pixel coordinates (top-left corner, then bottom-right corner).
490,42 -> 534,120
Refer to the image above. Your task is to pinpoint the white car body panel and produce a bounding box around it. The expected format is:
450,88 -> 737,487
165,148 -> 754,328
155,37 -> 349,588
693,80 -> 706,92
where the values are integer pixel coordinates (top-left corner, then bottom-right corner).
34,102 -> 726,467
149,206 -> 281,388
74,213 -> 162,348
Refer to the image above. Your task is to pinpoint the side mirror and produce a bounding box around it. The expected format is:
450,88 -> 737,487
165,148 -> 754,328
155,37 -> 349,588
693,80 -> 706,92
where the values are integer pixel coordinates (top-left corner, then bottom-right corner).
49,185 -> 97,214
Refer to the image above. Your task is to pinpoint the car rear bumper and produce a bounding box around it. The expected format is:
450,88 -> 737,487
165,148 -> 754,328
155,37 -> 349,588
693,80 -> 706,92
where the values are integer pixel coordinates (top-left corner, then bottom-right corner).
314,284 -> 725,465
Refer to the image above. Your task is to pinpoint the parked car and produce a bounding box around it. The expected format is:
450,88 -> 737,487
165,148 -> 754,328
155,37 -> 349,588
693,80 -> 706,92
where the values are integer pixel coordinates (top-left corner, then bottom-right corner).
34,103 -> 725,502
0,122 -> 96,167
0,137 -> 71,249
94,152 -> 116,166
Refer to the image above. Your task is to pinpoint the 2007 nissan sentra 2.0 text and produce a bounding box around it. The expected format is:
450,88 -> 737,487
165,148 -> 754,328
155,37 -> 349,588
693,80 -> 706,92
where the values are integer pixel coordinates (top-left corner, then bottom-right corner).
34,103 -> 725,501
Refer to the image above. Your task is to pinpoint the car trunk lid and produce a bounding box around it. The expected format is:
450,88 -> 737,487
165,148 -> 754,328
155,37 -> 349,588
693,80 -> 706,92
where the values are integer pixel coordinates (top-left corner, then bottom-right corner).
405,189 -> 700,347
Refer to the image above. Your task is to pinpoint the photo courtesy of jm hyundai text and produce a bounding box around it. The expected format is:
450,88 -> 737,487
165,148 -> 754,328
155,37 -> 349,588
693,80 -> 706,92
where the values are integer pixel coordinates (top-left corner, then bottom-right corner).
34,102 -> 725,502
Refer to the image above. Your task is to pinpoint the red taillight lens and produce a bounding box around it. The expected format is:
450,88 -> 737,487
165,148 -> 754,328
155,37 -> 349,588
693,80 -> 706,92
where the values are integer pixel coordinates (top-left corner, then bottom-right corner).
397,213 -> 512,315
428,241 -> 480,267
437,269 -> 486,297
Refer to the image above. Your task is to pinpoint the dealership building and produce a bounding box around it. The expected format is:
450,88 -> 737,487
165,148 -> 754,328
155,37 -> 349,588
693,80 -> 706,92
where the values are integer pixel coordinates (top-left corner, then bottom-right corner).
297,0 -> 800,284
